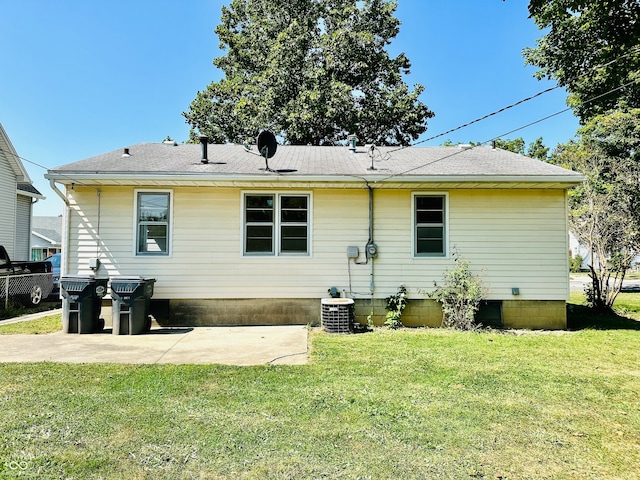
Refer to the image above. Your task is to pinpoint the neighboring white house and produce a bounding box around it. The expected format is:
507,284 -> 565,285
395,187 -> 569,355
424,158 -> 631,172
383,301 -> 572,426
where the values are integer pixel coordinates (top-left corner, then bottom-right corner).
46,141 -> 584,329
0,123 -> 44,261
31,216 -> 63,261
569,231 -> 640,272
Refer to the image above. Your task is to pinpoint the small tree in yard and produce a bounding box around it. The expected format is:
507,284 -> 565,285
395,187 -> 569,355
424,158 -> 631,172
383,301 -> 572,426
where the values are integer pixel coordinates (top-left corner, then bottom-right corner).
551,108 -> 640,310
427,253 -> 487,331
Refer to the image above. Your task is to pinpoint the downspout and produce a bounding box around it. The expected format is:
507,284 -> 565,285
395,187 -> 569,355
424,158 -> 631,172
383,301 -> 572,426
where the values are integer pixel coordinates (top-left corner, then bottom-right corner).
48,178 -> 70,207
367,183 -> 374,295
368,183 -> 375,323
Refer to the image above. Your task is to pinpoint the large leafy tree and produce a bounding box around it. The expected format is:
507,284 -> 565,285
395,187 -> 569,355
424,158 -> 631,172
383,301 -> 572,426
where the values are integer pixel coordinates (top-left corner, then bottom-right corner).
524,0 -> 640,122
183,0 -> 433,146
551,108 -> 640,309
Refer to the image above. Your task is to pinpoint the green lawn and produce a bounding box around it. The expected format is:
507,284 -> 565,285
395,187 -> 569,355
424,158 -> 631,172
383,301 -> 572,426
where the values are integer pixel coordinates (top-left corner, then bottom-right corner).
1,300 -> 640,479
0,314 -> 61,335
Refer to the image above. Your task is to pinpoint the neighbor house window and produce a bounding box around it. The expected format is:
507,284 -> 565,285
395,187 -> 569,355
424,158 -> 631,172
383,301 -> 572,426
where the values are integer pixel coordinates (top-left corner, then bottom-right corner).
244,193 -> 310,255
136,191 -> 171,255
414,194 -> 446,257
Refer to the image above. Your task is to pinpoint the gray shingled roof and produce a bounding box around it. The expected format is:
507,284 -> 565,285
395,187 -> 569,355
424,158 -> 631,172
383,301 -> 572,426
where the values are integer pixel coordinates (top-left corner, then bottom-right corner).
32,216 -> 62,242
17,182 -> 43,196
47,143 -> 584,185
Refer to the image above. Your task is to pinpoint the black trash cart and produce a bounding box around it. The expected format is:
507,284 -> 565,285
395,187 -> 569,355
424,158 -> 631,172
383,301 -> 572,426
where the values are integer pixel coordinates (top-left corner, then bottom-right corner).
61,275 -> 108,333
110,276 -> 156,335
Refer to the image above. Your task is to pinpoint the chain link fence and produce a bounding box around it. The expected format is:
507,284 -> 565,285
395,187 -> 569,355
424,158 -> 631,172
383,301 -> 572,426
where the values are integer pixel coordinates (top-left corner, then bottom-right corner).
0,273 -> 54,309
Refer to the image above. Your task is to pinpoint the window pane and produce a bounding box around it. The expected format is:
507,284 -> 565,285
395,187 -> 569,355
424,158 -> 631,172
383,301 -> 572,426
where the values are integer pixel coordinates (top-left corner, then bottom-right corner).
417,226 -> 444,255
246,238 -> 273,253
139,194 -> 168,221
246,225 -> 273,253
281,196 -> 308,223
138,224 -> 168,253
281,225 -> 308,253
246,195 -> 273,208
247,225 -> 273,238
246,209 -> 273,222
281,224 -> 307,252
281,196 -> 307,209
416,210 -> 443,223
416,196 -> 443,210
417,238 -> 444,254
281,209 -> 308,223
281,237 -> 308,252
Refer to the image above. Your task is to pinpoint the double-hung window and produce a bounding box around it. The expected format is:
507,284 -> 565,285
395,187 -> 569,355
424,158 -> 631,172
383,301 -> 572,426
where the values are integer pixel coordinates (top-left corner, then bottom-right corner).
244,193 -> 310,255
136,191 -> 171,255
414,194 -> 446,257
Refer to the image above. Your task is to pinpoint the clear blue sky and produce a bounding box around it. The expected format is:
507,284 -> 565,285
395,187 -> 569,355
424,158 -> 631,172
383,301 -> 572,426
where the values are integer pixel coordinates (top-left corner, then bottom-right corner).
1,0 -> 579,217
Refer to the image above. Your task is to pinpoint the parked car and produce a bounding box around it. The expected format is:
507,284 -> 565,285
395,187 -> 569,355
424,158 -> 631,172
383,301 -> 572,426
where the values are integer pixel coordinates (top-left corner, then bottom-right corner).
0,245 -> 53,306
45,253 -> 61,296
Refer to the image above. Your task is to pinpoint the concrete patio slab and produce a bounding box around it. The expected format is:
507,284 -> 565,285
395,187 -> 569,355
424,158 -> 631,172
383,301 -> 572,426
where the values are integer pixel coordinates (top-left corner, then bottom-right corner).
0,322 -> 309,366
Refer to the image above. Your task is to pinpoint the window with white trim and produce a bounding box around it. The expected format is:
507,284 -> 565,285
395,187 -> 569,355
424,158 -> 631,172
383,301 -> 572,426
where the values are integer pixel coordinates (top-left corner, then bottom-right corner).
414,194 -> 446,257
244,193 -> 310,255
136,191 -> 171,255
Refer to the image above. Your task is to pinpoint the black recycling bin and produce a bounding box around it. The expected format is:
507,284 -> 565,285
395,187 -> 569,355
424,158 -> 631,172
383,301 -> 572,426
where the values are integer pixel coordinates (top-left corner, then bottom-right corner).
110,276 -> 156,335
61,275 -> 108,334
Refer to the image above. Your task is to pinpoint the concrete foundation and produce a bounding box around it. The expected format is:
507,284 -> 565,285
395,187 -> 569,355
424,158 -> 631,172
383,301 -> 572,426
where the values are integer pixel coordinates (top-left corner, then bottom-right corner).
100,297 -> 568,330
166,298 -> 320,327
502,300 -> 566,330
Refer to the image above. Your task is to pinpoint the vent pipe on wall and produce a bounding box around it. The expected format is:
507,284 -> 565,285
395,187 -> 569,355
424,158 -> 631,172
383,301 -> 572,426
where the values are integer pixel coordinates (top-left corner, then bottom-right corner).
199,136 -> 209,164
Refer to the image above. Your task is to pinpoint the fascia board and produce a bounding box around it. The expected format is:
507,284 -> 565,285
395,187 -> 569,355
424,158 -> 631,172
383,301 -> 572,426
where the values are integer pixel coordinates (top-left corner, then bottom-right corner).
17,188 -> 45,200
32,231 -> 58,245
45,172 -> 585,188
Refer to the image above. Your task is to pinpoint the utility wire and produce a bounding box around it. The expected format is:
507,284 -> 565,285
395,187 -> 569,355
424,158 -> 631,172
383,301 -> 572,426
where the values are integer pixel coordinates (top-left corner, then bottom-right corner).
376,77 -> 639,183
0,148 -> 95,189
4,46 -> 638,184
387,44 -> 640,155
388,85 -> 561,152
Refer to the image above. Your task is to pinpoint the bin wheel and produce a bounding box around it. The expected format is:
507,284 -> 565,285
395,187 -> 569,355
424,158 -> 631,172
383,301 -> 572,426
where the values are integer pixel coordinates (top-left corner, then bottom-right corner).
145,315 -> 152,332
95,318 -> 105,332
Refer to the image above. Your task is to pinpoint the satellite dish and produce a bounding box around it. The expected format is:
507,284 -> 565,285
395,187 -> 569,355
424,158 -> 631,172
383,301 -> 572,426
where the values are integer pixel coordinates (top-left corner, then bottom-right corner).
257,130 -> 277,159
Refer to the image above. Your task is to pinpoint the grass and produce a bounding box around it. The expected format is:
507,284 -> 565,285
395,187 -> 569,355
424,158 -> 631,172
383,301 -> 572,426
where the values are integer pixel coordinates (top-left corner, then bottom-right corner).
0,300 -> 61,321
1,298 -> 639,479
0,314 -> 62,335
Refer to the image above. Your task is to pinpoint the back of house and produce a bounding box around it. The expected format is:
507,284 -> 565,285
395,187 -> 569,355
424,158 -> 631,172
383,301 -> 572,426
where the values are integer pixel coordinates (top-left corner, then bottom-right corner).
46,141 -> 584,329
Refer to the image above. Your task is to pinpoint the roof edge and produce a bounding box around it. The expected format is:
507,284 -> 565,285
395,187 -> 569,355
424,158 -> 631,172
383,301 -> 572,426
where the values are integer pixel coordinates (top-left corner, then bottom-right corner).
45,171 -> 585,189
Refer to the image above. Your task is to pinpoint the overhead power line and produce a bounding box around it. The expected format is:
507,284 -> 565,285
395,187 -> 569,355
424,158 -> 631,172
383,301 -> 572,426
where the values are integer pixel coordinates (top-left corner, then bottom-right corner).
377,77 -> 639,182
388,44 -> 640,155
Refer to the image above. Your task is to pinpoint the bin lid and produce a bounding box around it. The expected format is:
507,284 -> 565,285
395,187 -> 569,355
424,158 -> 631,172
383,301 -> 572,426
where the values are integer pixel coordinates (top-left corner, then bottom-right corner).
60,275 -> 97,293
110,276 -> 155,282
110,276 -> 155,294
61,274 -> 98,281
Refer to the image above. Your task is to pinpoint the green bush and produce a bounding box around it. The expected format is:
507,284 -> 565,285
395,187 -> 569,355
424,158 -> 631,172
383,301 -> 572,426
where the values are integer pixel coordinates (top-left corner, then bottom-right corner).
384,285 -> 407,329
427,253 -> 487,330
569,254 -> 584,273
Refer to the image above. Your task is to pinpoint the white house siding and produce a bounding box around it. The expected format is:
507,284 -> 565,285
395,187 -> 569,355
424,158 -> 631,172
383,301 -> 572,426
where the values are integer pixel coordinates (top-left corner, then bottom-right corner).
13,195 -> 32,261
65,185 -> 569,303
0,153 -> 17,256
373,188 -> 569,301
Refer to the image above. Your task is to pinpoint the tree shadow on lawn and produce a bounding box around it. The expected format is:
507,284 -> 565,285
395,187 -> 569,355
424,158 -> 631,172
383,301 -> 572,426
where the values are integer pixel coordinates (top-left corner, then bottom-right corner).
567,303 -> 640,331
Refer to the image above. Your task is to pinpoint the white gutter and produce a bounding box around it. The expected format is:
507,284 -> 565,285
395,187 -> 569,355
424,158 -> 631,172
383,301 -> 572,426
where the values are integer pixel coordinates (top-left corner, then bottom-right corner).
45,172 -> 586,187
